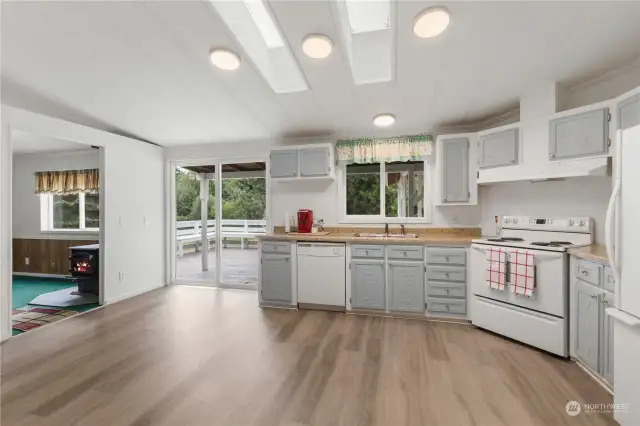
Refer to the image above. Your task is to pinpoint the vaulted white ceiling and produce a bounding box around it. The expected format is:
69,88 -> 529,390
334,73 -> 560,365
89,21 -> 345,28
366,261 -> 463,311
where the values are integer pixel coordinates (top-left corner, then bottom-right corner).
3,1 -> 640,146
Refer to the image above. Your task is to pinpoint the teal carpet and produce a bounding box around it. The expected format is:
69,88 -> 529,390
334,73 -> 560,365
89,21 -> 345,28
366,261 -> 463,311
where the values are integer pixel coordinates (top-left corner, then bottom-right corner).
12,276 -> 99,335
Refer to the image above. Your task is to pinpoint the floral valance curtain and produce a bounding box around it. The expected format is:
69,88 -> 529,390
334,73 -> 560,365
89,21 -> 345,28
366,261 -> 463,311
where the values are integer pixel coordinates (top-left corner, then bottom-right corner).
35,169 -> 99,195
336,133 -> 433,164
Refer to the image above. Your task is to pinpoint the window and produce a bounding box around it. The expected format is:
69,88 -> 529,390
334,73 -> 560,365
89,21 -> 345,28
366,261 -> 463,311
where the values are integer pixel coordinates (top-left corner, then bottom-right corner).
341,160 -> 430,223
40,193 -> 100,231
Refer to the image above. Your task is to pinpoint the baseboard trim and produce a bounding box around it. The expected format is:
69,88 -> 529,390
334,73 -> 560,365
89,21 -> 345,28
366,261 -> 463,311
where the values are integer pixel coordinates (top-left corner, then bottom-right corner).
574,358 -> 613,395
13,272 -> 71,279
105,283 -> 166,305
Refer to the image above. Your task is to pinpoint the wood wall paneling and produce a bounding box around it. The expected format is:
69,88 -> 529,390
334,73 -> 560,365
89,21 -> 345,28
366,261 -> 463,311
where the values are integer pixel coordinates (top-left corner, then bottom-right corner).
12,239 -> 98,275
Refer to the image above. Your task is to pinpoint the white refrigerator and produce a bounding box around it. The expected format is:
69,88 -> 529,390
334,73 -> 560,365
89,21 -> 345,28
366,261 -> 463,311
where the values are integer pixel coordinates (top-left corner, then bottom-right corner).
606,124 -> 640,425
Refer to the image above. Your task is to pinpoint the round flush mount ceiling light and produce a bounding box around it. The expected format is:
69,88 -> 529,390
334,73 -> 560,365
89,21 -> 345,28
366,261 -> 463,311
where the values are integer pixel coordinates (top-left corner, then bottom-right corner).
302,35 -> 333,59
413,7 -> 451,39
373,113 -> 396,127
210,49 -> 241,71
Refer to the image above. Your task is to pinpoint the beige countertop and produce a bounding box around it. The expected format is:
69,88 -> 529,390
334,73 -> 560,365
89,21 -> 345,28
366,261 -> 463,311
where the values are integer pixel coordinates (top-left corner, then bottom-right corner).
568,244 -> 609,264
257,233 -> 475,245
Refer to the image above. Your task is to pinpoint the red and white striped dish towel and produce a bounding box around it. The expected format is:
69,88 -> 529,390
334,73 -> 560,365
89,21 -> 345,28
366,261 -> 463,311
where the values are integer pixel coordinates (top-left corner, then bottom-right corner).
510,250 -> 535,296
485,247 -> 507,291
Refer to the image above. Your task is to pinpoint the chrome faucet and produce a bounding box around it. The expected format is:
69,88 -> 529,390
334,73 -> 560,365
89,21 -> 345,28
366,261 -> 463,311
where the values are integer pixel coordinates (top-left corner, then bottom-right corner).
400,224 -> 406,235
384,223 -> 389,236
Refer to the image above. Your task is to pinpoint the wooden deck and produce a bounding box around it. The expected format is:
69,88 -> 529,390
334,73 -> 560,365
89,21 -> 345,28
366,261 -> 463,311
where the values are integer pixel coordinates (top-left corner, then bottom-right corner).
176,247 -> 259,285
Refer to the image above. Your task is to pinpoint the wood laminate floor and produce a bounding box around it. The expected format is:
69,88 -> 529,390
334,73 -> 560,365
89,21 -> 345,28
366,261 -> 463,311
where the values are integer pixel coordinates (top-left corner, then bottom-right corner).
1,286 -> 617,426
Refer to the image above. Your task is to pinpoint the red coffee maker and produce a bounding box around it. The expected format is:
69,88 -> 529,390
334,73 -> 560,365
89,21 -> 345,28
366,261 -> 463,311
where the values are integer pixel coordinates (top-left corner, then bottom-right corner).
297,209 -> 313,233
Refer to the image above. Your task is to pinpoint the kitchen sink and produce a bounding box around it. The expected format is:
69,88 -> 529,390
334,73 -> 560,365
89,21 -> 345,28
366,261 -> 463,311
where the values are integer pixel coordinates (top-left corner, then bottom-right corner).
355,233 -> 418,239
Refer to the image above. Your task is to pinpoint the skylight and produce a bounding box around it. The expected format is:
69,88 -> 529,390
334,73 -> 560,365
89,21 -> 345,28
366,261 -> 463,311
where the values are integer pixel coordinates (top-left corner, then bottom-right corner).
345,0 -> 391,34
243,0 -> 284,48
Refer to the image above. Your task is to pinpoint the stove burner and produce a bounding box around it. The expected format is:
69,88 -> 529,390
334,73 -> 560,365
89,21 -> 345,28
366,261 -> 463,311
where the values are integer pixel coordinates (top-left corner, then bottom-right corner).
531,241 -> 573,247
487,237 -> 525,242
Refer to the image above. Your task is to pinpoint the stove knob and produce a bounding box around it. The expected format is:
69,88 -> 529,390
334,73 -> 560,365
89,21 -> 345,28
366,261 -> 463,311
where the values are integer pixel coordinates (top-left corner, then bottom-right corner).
569,220 -> 575,226
580,220 -> 586,227
505,218 -> 511,224
513,218 -> 518,224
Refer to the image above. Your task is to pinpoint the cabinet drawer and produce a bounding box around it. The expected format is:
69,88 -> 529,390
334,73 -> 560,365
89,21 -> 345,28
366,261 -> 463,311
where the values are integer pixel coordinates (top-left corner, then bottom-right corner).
427,297 -> 466,315
387,245 -> 424,260
603,266 -> 615,293
427,281 -> 466,299
351,245 -> 385,258
426,247 -> 466,265
262,241 -> 291,254
576,259 -> 602,286
427,265 -> 466,283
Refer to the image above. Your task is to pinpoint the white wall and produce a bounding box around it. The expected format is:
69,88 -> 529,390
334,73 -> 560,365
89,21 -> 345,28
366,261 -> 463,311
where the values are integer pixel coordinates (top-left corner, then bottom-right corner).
12,149 -> 99,240
2,106 -> 165,337
479,177 -> 612,242
166,139 -> 481,229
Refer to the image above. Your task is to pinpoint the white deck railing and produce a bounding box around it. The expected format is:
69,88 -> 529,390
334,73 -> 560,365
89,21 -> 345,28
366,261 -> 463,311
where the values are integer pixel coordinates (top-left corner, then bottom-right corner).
175,219 -> 266,257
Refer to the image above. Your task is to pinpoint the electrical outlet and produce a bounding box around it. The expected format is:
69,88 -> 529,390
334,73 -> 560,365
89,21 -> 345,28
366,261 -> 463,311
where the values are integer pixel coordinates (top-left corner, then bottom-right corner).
119,272 -> 125,282
25,257 -> 30,266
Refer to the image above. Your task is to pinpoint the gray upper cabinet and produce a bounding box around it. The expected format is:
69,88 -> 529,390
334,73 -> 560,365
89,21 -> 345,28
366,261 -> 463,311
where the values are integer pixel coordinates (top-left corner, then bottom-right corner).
575,279 -> 601,372
270,150 -> 298,178
478,128 -> 519,169
351,260 -> 385,310
441,137 -> 469,203
549,108 -> 609,160
602,292 -> 615,385
618,93 -> 640,131
261,255 -> 292,302
299,146 -> 331,177
388,261 -> 425,313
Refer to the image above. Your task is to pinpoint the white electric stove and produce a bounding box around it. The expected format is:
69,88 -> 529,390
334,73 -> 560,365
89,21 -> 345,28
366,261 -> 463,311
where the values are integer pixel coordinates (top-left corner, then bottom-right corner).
470,216 -> 593,357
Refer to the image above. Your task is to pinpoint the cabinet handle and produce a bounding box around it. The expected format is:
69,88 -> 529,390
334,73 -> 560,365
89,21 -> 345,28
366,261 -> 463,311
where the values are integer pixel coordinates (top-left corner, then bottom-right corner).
445,288 -> 450,294
403,251 -> 407,256
581,270 -> 588,275
550,153 -> 555,158
602,299 -> 609,305
445,256 -> 450,261
589,294 -> 598,299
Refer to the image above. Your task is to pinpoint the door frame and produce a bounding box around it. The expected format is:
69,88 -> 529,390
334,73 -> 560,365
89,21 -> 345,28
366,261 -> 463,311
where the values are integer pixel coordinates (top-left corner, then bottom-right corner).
167,156 -> 270,289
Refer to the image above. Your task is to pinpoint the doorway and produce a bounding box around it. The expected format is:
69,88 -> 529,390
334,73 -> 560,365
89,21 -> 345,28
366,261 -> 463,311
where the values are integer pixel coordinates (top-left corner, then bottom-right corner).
172,159 -> 268,289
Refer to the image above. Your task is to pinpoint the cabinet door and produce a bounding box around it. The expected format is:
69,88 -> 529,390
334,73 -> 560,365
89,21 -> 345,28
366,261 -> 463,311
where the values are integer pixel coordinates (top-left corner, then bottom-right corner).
549,108 -> 609,160
261,255 -> 292,302
351,260 -> 385,309
618,93 -> 640,131
575,280 -> 601,372
270,150 -> 298,178
478,128 -> 518,169
441,137 -> 469,203
602,292 -> 615,385
388,261 -> 425,312
299,147 -> 331,177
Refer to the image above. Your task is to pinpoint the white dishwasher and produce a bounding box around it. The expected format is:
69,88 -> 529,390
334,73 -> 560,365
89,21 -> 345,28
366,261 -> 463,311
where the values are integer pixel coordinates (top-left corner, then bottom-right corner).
297,242 -> 346,310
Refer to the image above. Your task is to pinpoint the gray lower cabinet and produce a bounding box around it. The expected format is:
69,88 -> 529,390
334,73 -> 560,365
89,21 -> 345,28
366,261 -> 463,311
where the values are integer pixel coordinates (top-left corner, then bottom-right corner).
426,247 -> 467,317
270,149 -> 298,178
261,254 -> 292,303
299,146 -> 331,177
549,108 -> 609,160
351,259 -> 385,309
618,93 -> 640,131
441,137 -> 469,203
602,292 -> 615,385
388,261 -> 424,312
478,128 -> 519,169
575,279 -> 602,372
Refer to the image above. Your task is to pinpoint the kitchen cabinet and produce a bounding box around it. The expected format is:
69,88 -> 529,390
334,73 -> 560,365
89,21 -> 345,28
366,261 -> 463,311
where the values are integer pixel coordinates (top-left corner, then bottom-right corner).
602,292 -> 615,386
261,254 -> 292,303
270,150 -> 298,178
575,279 -> 602,372
618,93 -> 640,131
549,108 -> 609,160
388,261 -> 424,313
426,246 -> 467,317
441,137 -> 469,203
351,259 -> 386,310
299,146 -> 331,177
478,128 -> 519,169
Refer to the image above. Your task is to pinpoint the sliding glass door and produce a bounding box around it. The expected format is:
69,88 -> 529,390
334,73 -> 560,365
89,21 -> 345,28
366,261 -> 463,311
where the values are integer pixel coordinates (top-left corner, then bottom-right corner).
172,159 -> 267,288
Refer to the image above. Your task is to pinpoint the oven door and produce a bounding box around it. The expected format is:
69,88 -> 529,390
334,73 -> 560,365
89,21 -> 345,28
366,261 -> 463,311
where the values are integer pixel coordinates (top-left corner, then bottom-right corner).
470,244 -> 567,318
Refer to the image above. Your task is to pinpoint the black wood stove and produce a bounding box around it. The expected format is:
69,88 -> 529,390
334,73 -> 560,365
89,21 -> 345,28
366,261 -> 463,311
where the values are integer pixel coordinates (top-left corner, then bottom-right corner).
69,244 -> 99,295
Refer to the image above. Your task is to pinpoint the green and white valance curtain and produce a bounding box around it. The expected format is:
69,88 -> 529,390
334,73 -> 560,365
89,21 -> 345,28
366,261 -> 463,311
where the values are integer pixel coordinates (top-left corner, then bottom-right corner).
34,169 -> 99,195
336,133 -> 433,164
